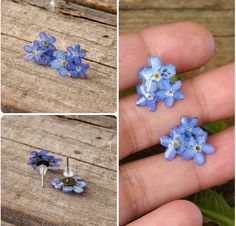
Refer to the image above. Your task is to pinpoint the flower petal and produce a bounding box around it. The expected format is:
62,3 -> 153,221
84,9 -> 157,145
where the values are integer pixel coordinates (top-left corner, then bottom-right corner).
50,60 -> 61,69
202,144 -> 215,154
182,149 -> 195,160
156,90 -> 166,99
24,45 -> 33,53
194,152 -> 205,165
74,186 -> 84,193
32,40 -> 39,49
174,91 -> 184,100
136,97 -> 147,106
165,97 -> 174,108
75,44 -> 81,51
160,64 -> 176,79
67,46 -> 74,54
192,127 -> 205,136
189,118 -> 198,127
139,67 -> 152,81
62,186 -> 74,192
160,136 -> 172,147
180,116 -> 189,126
164,147 -> 177,160
172,80 -> 182,91
148,56 -> 162,70
58,67 -> 68,77
54,50 -> 65,59
25,54 -> 34,61
148,100 -> 157,112
39,32 -> 48,41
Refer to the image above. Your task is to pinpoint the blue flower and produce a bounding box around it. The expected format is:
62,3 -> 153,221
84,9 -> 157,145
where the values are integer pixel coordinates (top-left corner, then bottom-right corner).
70,62 -> 89,78
182,135 -> 215,165
160,129 -> 186,160
139,56 -> 176,92
51,176 -> 86,194
24,41 -> 45,64
67,44 -> 86,64
39,32 -> 56,51
160,116 -> 215,166
50,51 -> 73,76
28,149 -> 62,169
136,83 -> 158,112
156,80 -> 184,107
176,116 -> 206,137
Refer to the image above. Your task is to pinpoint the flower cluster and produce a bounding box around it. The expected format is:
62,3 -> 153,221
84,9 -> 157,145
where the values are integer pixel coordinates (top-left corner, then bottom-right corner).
23,32 -> 89,78
160,116 -> 215,166
28,149 -> 62,169
136,56 -> 184,112
51,176 -> 86,194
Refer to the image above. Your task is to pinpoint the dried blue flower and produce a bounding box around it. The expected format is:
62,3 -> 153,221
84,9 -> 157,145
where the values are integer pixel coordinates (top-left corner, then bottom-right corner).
51,176 -> 86,194
28,149 -> 62,169
24,32 -> 56,65
67,44 -> 86,64
136,83 -> 158,112
160,129 -> 186,160
160,116 -> 215,166
136,56 -> 184,112
156,80 -> 184,108
50,51 -> 73,76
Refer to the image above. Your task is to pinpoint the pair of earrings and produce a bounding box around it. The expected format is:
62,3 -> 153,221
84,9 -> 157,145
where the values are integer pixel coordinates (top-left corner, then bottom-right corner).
28,150 -> 86,194
23,32 -> 89,78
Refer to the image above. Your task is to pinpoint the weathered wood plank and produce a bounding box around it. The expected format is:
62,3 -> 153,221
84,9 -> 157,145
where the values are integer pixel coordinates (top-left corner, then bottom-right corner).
120,9 -> 234,36
1,115 -> 117,226
120,0 -> 233,10
2,0 -> 117,113
70,0 -> 117,14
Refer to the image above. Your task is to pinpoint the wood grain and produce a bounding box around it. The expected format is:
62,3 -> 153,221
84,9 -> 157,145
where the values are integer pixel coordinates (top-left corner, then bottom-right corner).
1,115 -> 117,226
2,0 -> 117,113
120,0 -> 234,80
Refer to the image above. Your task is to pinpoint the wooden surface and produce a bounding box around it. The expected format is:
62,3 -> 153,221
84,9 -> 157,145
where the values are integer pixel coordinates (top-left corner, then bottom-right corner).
1,115 -> 117,226
2,0 -> 117,113
120,0 -> 234,80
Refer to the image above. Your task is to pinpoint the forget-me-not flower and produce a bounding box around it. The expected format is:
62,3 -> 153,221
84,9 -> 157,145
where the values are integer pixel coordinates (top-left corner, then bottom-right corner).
67,44 -> 86,64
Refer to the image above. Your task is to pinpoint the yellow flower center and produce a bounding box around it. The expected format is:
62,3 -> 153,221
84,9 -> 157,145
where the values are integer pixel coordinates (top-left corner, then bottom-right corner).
173,140 -> 179,148
32,50 -> 36,55
62,60 -> 67,67
153,73 -> 160,80
43,41 -> 49,46
195,145 -> 201,152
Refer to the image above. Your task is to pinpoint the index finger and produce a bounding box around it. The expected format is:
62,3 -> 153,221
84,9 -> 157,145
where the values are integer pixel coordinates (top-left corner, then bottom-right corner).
120,22 -> 215,91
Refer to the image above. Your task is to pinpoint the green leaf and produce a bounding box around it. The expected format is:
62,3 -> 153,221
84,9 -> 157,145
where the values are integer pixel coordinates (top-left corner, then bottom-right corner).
187,189 -> 234,226
203,120 -> 226,135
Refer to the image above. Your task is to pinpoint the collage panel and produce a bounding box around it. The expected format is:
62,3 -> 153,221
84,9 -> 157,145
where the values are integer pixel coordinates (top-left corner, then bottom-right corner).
2,0 -> 117,113
1,115 -> 117,226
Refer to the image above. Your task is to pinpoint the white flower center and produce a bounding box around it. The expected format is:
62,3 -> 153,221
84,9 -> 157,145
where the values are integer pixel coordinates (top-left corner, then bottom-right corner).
152,73 -> 161,81
166,89 -> 174,97
146,92 -> 153,100
194,145 -> 201,152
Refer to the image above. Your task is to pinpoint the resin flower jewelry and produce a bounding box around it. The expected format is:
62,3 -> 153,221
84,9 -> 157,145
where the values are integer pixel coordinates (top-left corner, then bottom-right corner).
51,157 -> 87,194
136,56 -> 184,112
23,32 -> 89,78
160,116 -> 215,166
28,149 -> 62,187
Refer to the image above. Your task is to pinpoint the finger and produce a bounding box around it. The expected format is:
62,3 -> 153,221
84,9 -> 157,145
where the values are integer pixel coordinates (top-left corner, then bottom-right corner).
120,22 -> 215,91
120,127 -> 234,225
120,63 -> 234,159
126,200 -> 202,226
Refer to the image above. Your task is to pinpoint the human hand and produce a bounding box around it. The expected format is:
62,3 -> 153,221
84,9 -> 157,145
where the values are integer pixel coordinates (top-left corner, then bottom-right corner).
119,22 -> 234,226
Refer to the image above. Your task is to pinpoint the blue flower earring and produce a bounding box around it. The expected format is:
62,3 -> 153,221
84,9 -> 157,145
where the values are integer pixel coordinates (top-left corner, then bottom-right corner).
23,32 -> 89,78
51,157 -> 87,194
160,116 -> 215,166
28,149 -> 62,187
136,56 -> 184,112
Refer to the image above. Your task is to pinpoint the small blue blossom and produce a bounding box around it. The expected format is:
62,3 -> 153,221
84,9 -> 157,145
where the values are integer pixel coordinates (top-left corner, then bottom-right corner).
50,51 -> 73,76
156,80 -> 184,108
176,116 -> 206,137
39,32 -> 56,51
67,44 -> 86,64
70,62 -> 89,78
182,135 -> 215,165
136,83 -> 158,112
160,129 -> 186,160
51,176 -> 86,194
24,41 -> 45,64
28,149 -> 62,169
160,116 -> 215,166
136,56 -> 183,112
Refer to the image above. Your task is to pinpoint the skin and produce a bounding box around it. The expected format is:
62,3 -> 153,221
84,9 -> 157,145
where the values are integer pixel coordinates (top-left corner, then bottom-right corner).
119,22 -> 234,226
